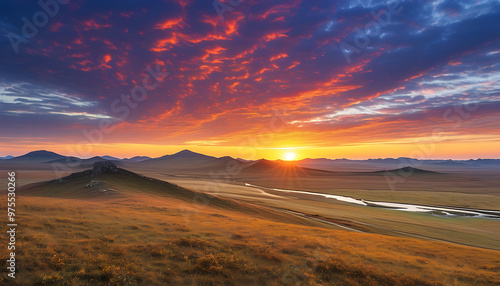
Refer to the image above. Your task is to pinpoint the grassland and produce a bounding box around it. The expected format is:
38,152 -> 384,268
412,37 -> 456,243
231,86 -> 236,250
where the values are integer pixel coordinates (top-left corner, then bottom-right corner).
1,194 -> 499,285
0,167 -> 499,285
142,173 -> 500,250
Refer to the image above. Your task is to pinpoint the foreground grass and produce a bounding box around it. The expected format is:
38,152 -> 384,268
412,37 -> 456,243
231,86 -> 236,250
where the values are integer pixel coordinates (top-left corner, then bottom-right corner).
0,194 -> 499,286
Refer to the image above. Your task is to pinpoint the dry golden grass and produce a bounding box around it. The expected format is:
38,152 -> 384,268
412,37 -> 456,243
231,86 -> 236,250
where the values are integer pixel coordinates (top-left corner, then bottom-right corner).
160,176 -> 500,250
0,193 -> 498,285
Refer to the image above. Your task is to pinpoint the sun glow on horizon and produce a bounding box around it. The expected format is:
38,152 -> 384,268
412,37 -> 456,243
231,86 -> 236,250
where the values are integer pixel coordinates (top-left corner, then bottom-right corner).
284,151 -> 297,161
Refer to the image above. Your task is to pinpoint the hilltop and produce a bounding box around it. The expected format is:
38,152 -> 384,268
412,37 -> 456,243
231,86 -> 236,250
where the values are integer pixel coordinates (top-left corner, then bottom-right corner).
372,166 -> 441,175
7,150 -> 65,162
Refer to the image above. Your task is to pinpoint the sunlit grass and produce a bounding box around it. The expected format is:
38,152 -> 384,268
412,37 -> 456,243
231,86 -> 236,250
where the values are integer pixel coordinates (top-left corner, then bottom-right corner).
0,194 -> 498,285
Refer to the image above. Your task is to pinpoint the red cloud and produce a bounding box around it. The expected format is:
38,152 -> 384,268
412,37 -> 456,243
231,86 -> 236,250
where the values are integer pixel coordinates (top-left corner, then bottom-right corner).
155,17 -> 184,30
264,31 -> 289,42
201,14 -> 219,27
257,3 -> 297,20
224,13 -> 245,36
50,22 -> 64,32
270,53 -> 288,61
151,34 -> 179,52
120,12 -> 134,18
83,19 -> 111,30
150,32 -> 230,52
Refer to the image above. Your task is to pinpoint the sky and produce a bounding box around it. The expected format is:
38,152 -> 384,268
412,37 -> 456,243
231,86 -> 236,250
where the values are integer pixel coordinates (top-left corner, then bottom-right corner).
0,0 -> 499,160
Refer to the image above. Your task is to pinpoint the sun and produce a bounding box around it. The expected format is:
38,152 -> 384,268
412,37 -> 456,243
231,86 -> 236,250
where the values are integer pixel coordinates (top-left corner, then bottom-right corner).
284,151 -> 297,161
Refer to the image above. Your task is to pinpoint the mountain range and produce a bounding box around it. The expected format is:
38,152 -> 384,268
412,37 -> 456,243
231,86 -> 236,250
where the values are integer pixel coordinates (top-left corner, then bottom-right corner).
1,150 -> 499,174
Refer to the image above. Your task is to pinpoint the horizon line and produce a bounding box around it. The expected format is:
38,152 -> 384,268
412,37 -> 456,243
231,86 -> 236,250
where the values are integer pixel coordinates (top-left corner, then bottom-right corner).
3,149 -> 500,161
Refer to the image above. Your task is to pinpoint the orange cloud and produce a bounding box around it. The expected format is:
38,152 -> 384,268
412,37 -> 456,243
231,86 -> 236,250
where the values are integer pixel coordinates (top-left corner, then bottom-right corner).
257,3 -> 296,20
228,82 -> 240,92
116,72 -> 126,81
151,32 -> 230,52
264,31 -> 289,42
182,32 -> 229,44
257,68 -> 271,75
287,61 -> 299,69
404,73 -> 425,82
201,14 -> 219,27
225,72 -> 249,80
155,17 -> 184,30
151,35 -> 179,52
270,53 -> 288,61
77,60 -> 92,66
224,13 -> 245,36
206,46 -> 226,55
103,40 -> 118,49
235,45 -> 259,59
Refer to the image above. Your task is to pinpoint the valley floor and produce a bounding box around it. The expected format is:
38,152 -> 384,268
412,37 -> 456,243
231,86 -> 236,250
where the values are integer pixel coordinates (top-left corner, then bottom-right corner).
142,173 -> 500,251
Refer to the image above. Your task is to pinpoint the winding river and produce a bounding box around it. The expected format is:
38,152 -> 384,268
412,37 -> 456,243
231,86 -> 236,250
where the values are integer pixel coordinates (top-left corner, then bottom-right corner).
244,183 -> 500,220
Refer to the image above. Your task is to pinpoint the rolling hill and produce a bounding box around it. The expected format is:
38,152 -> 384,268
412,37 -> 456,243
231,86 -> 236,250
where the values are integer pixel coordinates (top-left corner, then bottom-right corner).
122,156 -> 151,162
132,149 -> 218,170
0,150 -> 69,170
241,159 -> 336,177
7,150 -> 65,162
372,166 -> 441,175
100,155 -> 121,161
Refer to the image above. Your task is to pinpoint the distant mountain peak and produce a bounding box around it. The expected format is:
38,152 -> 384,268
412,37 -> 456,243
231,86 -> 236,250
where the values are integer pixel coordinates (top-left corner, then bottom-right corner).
377,166 -> 439,174
101,155 -> 121,161
12,150 -> 65,161
176,149 -> 199,155
249,159 -> 279,169
161,149 -> 214,159
123,156 -> 151,162
26,150 -> 60,156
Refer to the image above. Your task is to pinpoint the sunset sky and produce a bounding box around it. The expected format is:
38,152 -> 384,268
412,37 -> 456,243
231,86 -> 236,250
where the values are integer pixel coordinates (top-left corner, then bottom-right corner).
1,0 -> 499,160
